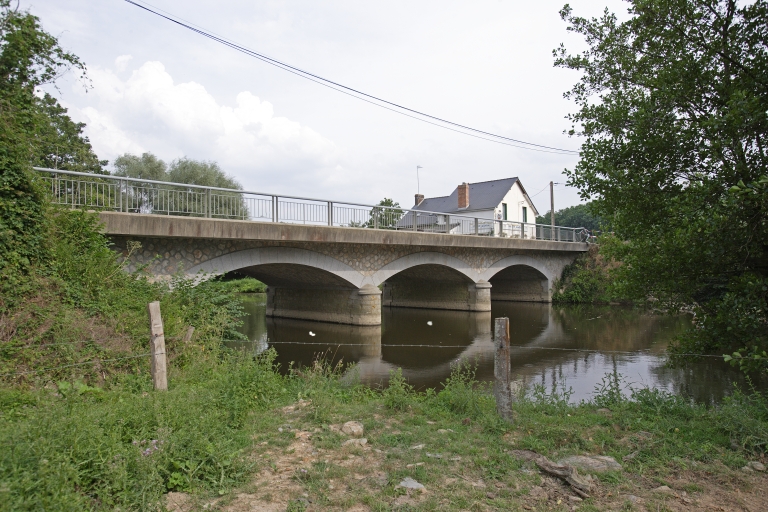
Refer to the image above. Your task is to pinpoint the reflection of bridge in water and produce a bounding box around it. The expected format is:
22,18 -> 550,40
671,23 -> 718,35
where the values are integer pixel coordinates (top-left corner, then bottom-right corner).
231,299 -> 758,403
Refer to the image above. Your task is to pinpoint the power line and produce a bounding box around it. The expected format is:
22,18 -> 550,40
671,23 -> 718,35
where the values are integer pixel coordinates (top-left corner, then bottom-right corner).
124,0 -> 580,155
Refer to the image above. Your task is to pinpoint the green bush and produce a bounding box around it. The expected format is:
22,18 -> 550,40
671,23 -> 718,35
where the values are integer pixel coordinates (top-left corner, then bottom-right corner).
0,352 -> 290,511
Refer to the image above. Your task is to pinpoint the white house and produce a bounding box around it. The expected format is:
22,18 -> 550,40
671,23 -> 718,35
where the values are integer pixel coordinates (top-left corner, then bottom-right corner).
399,178 -> 540,237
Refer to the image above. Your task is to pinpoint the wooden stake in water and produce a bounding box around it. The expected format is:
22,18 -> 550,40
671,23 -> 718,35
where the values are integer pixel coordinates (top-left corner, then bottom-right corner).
494,317 -> 514,422
147,301 -> 168,391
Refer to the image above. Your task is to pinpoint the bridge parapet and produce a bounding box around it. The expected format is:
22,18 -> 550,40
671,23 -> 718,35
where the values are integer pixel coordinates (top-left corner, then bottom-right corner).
35,167 -> 594,243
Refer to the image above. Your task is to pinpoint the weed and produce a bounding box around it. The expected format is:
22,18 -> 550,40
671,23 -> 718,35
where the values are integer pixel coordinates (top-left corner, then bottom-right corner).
383,368 -> 415,411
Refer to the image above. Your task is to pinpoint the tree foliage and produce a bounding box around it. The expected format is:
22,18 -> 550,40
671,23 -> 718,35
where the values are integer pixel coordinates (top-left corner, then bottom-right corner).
536,202 -> 604,231
367,197 -> 403,229
556,0 -> 768,371
0,0 -> 102,296
113,152 -> 246,217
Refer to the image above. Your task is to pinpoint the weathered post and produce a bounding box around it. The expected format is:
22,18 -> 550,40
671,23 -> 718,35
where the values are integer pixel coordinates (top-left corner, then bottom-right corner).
183,326 -> 195,343
494,317 -> 514,422
147,301 -> 168,391
474,218 -> 479,235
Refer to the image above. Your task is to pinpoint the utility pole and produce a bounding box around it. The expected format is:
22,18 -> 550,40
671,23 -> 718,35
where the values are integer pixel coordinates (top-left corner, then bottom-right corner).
550,181 -> 555,232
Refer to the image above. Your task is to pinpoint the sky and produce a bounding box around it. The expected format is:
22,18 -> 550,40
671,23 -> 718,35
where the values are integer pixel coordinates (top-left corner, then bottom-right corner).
28,0 -> 627,211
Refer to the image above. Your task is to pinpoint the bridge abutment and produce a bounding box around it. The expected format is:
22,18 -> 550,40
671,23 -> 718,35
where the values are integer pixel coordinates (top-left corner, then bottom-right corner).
266,284 -> 382,326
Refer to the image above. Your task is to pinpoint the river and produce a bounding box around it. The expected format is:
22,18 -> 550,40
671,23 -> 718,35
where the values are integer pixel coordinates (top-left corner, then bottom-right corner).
231,294 -> 763,404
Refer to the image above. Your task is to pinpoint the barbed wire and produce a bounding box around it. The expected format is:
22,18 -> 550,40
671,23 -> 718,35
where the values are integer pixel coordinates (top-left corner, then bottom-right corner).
0,353 -> 154,378
221,340 -> 726,358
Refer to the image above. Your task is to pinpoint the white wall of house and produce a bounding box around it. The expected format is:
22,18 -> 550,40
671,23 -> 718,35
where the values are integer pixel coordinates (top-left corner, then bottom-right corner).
494,182 -> 538,223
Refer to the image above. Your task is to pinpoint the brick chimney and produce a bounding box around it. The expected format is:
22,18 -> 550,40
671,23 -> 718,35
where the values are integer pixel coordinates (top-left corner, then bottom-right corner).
457,182 -> 469,209
414,193 -> 425,206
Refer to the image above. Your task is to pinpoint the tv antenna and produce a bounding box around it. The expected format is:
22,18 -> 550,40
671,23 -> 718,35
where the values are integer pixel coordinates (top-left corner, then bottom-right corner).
416,165 -> 423,194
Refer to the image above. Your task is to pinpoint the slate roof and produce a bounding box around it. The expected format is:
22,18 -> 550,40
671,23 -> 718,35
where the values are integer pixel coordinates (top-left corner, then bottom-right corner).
414,177 -> 522,213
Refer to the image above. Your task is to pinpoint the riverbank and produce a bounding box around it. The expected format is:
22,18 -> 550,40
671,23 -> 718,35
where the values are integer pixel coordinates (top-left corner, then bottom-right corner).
1,210 -> 766,510
2,352 -> 767,511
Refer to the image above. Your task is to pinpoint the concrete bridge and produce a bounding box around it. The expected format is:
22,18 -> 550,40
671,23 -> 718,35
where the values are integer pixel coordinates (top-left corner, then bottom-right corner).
100,211 -> 587,326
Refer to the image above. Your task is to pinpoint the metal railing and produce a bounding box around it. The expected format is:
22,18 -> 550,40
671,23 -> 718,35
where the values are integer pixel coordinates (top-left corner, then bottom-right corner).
34,168 -> 590,243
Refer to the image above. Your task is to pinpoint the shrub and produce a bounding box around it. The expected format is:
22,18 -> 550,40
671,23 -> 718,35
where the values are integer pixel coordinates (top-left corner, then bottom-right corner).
382,368 -> 415,411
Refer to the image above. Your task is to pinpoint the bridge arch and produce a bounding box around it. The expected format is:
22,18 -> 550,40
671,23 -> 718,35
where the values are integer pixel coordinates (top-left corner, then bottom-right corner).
368,252 -> 490,311
367,252 -> 480,286
186,247 -> 366,288
480,255 -> 553,302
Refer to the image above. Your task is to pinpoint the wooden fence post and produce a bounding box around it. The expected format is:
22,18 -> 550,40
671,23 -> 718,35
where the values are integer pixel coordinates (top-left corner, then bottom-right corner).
494,317 -> 514,422
147,301 -> 168,391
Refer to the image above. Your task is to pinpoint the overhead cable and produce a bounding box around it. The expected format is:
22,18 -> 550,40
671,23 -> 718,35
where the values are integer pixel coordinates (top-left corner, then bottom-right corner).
124,0 -> 579,155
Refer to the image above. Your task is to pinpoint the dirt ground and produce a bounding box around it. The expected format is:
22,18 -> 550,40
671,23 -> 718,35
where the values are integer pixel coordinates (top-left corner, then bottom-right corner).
166,401 -> 768,512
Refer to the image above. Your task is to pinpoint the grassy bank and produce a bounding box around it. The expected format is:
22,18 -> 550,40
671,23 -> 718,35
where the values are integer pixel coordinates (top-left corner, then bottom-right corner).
1,355 -> 767,511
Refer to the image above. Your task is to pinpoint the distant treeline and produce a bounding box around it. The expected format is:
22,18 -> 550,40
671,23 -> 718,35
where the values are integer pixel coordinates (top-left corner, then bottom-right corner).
536,203 -> 603,232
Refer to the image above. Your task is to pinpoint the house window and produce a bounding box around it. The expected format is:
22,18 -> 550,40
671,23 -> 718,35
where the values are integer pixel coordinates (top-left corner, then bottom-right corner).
522,206 -> 528,223
502,203 -> 508,220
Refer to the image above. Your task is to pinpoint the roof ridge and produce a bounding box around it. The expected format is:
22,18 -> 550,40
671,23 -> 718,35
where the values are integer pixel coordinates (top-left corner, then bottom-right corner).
467,177 -> 518,185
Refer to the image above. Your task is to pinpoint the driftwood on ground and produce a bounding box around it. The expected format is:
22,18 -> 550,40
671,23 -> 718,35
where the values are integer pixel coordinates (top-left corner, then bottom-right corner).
509,449 -> 593,498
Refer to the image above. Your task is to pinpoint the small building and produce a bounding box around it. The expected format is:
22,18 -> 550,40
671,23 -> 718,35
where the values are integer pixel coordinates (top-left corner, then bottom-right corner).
399,178 -> 540,237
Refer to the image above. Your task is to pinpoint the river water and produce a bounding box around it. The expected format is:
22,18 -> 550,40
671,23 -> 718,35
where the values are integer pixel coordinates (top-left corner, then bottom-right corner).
232,294 -> 762,404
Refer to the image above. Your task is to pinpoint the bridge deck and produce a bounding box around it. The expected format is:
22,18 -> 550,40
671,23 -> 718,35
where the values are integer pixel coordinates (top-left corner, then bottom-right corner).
98,212 -> 588,252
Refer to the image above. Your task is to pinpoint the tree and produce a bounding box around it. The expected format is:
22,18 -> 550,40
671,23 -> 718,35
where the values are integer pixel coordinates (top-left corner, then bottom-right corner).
112,153 -> 247,218
113,152 -> 167,181
367,198 -> 403,229
556,0 -> 768,371
0,0 -> 99,295
536,203 -> 604,231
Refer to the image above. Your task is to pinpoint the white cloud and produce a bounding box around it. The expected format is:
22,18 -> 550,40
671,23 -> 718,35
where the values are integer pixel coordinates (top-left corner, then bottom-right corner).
114,55 -> 133,72
66,60 -> 339,190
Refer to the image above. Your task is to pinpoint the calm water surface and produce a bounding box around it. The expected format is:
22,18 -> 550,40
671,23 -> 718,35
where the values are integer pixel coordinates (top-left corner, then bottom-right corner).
232,294 -> 763,403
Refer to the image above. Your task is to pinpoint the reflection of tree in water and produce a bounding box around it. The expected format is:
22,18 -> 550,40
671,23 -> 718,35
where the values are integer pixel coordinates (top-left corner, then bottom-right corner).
650,358 -> 768,405
550,305 -> 691,353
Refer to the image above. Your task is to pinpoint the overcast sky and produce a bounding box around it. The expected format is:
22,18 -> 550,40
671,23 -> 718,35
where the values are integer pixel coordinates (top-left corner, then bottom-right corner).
29,0 -> 627,211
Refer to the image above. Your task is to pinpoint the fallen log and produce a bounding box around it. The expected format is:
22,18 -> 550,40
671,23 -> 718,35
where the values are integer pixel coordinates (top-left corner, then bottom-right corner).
509,449 -> 593,498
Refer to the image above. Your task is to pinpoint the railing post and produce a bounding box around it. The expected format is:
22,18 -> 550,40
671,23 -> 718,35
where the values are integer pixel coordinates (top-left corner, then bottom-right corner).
557,227 -> 561,241
205,188 -> 211,218
520,222 -> 524,239
497,220 -> 502,237
474,218 -> 479,235
412,212 -> 418,231
374,208 -> 380,229
445,215 -> 450,234
328,202 -> 333,226
118,179 -> 123,212
272,196 -> 277,223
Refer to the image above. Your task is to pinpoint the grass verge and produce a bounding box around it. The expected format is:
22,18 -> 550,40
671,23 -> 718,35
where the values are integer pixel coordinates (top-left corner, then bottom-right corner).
1,357 -> 766,511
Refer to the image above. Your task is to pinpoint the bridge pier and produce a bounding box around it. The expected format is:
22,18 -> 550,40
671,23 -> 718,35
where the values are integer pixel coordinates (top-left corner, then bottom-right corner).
381,279 -> 491,311
266,284 -> 382,326
489,265 -> 550,302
